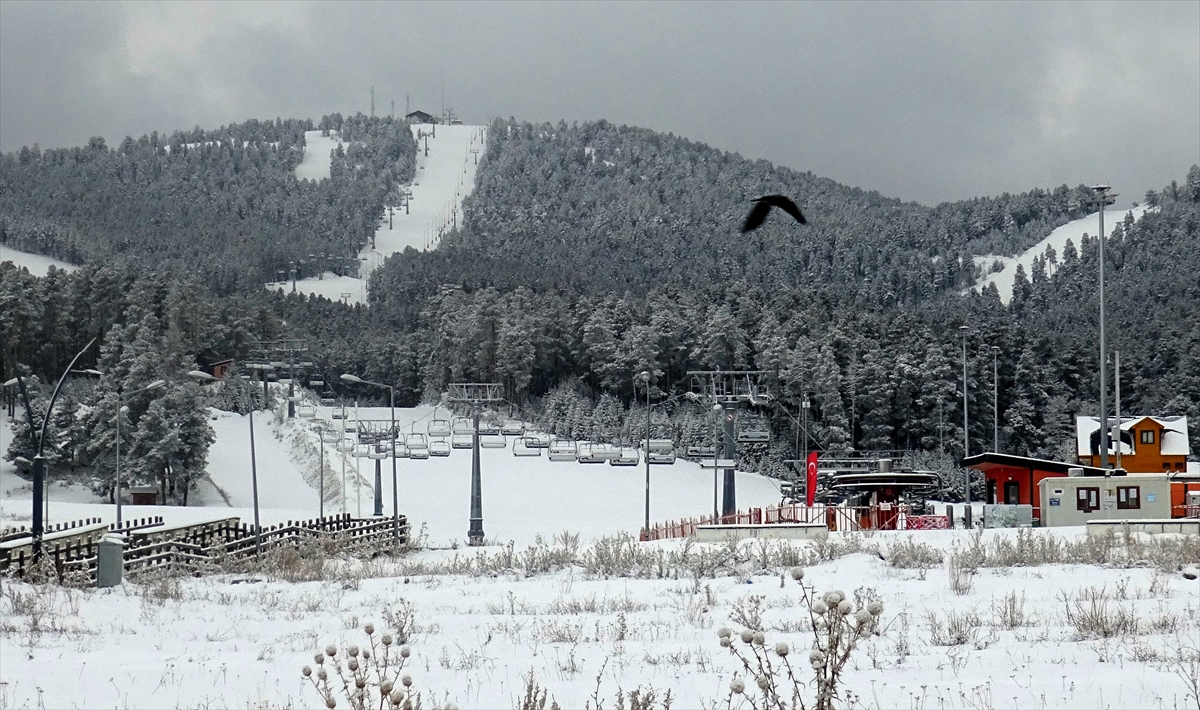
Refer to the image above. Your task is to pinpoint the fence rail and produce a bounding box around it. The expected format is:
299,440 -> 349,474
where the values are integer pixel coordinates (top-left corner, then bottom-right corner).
0,513 -> 408,584
641,503 -> 919,541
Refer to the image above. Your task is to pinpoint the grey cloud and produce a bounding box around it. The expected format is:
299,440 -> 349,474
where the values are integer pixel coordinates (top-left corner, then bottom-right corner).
1,0 -> 1196,204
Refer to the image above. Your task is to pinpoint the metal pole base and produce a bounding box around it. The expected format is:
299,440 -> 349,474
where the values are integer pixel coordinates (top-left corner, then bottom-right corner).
467,519 -> 485,546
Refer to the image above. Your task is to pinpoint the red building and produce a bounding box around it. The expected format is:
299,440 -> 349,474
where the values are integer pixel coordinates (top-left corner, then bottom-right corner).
964,453 -> 1116,518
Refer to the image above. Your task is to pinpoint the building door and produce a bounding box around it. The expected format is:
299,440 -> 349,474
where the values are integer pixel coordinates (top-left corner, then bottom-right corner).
1004,481 -> 1021,505
987,479 -> 997,504
1077,487 -> 1100,513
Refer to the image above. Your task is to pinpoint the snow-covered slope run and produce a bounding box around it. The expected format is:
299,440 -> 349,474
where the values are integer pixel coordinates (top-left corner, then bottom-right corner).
1,403 -> 782,548
0,244 -> 78,276
271,124 -> 486,305
972,204 -> 1148,304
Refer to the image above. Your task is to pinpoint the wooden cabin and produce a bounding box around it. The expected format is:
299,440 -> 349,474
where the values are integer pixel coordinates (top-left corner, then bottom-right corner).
1076,415 -> 1189,472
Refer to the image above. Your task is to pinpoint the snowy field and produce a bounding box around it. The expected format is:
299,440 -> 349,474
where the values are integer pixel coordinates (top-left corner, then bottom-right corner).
270,124 -> 485,305
972,203 -> 1149,304
4,407 -> 1200,708
0,244 -> 77,276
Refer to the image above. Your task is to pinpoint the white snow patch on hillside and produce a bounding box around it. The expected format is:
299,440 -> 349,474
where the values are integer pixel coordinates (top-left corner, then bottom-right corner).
273,124 -> 486,304
294,130 -> 343,181
265,272 -> 367,306
0,244 -> 78,276
972,203 -> 1149,304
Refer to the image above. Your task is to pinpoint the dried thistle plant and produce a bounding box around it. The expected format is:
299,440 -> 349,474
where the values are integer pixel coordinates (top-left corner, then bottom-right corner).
303,623 -> 419,709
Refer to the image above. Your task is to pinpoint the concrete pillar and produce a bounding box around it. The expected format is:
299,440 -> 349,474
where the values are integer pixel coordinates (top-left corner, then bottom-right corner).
97,534 -> 125,588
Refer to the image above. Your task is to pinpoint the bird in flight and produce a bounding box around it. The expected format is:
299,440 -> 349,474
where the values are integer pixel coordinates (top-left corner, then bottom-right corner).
741,195 -> 807,233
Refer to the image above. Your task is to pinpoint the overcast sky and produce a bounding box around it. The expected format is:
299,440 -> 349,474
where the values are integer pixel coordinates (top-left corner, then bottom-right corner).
1,1 -> 1196,205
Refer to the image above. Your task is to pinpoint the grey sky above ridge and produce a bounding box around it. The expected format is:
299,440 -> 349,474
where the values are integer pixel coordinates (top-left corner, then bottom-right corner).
1,1 -> 1196,206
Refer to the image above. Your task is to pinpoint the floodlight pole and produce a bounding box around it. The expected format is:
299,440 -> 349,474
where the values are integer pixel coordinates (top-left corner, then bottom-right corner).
960,325 -> 970,502
991,345 -> 1000,454
340,373 -> 400,542
1092,184 -> 1117,469
639,372 -> 651,533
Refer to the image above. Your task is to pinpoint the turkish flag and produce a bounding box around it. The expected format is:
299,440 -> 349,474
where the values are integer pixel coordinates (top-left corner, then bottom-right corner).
805,452 -> 818,506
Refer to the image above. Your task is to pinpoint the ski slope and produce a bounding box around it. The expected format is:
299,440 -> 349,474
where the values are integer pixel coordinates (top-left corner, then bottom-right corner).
0,244 -> 78,276
272,124 -> 486,305
1,404 -> 782,548
972,203 -> 1149,304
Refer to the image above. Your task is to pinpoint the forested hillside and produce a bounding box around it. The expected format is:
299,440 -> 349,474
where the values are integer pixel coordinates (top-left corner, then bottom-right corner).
3,114 -> 1197,499
0,114 -> 416,291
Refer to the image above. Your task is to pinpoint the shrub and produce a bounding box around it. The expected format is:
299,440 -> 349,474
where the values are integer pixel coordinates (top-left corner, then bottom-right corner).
303,624 -> 418,709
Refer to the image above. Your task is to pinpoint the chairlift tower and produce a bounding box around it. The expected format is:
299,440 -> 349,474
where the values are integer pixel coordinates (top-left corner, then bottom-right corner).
247,339 -> 310,419
448,383 -> 504,546
686,371 -> 772,516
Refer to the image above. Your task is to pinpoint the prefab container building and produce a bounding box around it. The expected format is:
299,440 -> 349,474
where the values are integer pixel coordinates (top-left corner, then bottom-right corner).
1038,472 -> 1172,527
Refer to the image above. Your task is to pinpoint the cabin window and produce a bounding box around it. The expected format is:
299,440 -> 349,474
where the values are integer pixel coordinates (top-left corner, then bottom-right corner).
1140,429 -> 1154,445
1116,486 -> 1140,510
1077,487 -> 1099,513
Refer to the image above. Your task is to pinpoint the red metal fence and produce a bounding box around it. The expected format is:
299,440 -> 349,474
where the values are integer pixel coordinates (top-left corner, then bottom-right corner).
640,503 -> 943,541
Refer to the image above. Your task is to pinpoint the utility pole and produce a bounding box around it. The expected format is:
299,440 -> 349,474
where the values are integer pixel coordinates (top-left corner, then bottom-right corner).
992,345 -> 1000,453
1114,350 -> 1122,470
960,325 -> 970,501
1092,184 -> 1118,469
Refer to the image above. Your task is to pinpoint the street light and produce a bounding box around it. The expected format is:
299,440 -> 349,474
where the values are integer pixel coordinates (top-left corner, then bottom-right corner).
1091,183 -> 1118,469
991,346 -> 1000,454
341,373 -> 400,544
115,379 -> 166,525
193,368 -> 260,554
637,371 -> 652,533
959,325 -> 970,503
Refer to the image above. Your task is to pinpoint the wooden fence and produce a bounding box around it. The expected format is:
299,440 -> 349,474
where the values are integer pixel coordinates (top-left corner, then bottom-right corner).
0,513 -> 408,584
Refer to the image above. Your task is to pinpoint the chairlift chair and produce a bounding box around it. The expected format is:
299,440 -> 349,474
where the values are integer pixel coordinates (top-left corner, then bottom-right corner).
298,404 -> 316,418
429,439 -> 451,457
354,444 -> 372,458
501,421 -> 525,437
738,428 -> 771,444
548,440 -> 576,462
478,420 -> 501,437
687,445 -> 717,458
320,397 -> 337,407
408,433 -> 430,459
309,378 -> 325,388
344,421 -> 357,434
427,418 -> 452,438
336,438 -> 354,452
368,445 -> 387,460
332,410 -> 345,420
513,437 -> 542,457
577,443 -> 606,464
480,433 -> 507,449
610,447 -> 640,466
524,433 -> 551,448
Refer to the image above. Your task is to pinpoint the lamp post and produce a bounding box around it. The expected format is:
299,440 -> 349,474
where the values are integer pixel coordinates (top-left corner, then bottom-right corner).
115,379 -> 167,525
12,338 -> 97,562
801,395 -> 810,460
991,345 -> 1000,454
341,374 -> 400,543
1091,184 -> 1118,469
638,371 -> 652,533
960,325 -> 970,502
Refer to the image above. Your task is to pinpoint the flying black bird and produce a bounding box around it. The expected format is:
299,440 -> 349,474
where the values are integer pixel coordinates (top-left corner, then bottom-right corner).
741,195 -> 807,233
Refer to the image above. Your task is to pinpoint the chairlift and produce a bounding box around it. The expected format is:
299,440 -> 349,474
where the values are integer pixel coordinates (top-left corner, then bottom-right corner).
480,432 -> 507,449
577,443 -> 606,464
452,417 -> 474,433
392,441 -> 411,459
336,438 -> 354,452
548,440 -> 576,462
513,437 -> 542,457
332,410 -> 345,420
478,420 -> 501,437
309,378 -> 325,388
647,449 -> 677,465
429,440 -> 451,457
524,433 -> 551,448
501,421 -> 524,437
737,427 -> 771,444
408,433 -> 429,458
368,445 -> 387,460
298,404 -> 316,418
320,397 -> 337,407
451,432 -> 473,449
687,445 -> 716,458
428,418 -> 452,438
344,421 -> 357,433
321,430 -> 341,444
609,448 -> 640,466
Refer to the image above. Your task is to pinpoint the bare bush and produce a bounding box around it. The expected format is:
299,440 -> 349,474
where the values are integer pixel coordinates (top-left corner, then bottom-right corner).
885,539 -> 944,569
993,591 -> 1027,629
1062,586 -> 1140,640
948,554 -> 974,596
926,610 -> 982,646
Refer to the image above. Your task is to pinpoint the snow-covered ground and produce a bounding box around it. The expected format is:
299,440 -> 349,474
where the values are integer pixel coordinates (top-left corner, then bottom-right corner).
972,203 -> 1149,304
271,124 -> 485,305
0,244 -> 78,276
3,410 -> 1200,708
1,403 -> 782,548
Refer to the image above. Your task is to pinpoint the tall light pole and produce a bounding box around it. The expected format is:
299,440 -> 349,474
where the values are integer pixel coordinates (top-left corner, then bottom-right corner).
960,325 -> 970,502
638,371 -> 651,533
12,338 -> 97,562
1092,184 -> 1117,469
991,345 -> 1000,454
341,374 -> 400,544
115,379 -> 166,525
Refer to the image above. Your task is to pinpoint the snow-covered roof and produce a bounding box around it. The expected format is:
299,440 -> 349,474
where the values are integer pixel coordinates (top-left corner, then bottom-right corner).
1075,415 -> 1190,456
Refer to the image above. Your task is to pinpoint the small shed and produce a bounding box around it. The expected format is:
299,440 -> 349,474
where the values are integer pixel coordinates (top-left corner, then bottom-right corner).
207,359 -> 234,380
405,110 -> 437,125
128,486 -> 160,506
1038,473 -> 1171,527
